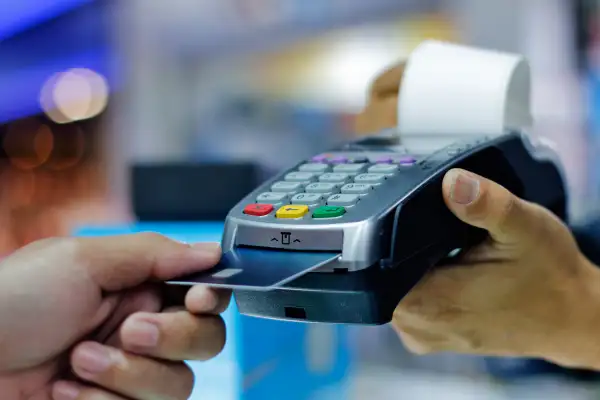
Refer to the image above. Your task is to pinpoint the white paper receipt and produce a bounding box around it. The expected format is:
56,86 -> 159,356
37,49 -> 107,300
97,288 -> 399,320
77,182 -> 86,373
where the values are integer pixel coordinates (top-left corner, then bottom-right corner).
397,40 -> 533,137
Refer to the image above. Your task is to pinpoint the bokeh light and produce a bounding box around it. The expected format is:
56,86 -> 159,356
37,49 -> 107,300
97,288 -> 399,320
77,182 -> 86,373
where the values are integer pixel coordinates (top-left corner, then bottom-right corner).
3,119 -> 54,169
40,68 -> 109,123
46,124 -> 85,170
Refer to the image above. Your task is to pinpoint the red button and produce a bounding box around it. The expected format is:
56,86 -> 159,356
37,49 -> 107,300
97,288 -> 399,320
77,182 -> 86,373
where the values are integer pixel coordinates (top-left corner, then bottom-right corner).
244,203 -> 274,216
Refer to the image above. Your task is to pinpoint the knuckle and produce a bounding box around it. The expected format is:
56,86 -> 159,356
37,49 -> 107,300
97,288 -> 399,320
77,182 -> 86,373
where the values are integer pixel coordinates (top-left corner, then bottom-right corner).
491,190 -> 518,234
397,296 -> 425,316
458,329 -> 484,352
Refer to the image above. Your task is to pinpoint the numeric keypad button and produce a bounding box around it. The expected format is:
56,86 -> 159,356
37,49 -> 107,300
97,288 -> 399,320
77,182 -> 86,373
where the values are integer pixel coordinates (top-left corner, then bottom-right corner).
341,183 -> 373,195
285,172 -> 318,183
291,193 -> 323,206
333,163 -> 367,174
271,181 -> 303,194
298,163 -> 330,173
367,164 -> 398,175
319,173 -> 351,184
305,182 -> 340,196
256,192 -> 289,206
354,173 -> 386,184
327,193 -> 360,207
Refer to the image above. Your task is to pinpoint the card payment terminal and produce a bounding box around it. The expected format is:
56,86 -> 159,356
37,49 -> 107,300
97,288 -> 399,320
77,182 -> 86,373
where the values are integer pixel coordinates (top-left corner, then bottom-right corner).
168,41 -> 568,325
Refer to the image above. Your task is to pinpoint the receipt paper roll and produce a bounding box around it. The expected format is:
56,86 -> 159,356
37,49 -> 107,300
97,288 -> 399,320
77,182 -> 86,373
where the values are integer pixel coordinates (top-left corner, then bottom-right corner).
397,40 -> 533,137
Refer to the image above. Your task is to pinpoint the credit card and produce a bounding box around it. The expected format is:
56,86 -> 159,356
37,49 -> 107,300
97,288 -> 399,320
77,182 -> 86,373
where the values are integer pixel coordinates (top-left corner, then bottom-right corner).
167,247 -> 340,290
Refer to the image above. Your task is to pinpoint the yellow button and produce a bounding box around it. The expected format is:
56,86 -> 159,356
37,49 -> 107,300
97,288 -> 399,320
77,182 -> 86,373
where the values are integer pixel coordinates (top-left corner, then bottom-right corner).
276,205 -> 309,218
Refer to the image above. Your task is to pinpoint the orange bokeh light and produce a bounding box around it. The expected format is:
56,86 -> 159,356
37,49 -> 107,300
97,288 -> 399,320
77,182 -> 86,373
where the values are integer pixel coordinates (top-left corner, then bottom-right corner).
4,120 -> 54,170
47,125 -> 85,170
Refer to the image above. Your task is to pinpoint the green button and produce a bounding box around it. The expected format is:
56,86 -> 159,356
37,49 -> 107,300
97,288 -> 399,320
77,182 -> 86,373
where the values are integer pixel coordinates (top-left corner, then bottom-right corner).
312,205 -> 345,218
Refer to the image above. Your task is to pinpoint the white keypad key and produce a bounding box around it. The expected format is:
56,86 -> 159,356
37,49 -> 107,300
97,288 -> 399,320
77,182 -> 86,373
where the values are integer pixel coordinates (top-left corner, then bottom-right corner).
341,183 -> 373,195
285,172 -> 317,183
327,193 -> 360,206
319,173 -> 351,183
271,181 -> 303,193
291,193 -> 323,205
354,173 -> 386,184
298,163 -> 329,173
305,182 -> 339,194
256,192 -> 288,204
333,163 -> 367,174
367,164 -> 398,175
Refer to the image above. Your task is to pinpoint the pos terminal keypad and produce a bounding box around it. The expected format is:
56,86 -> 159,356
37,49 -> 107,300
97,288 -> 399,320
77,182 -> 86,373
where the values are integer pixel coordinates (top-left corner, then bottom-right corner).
243,153 -> 417,220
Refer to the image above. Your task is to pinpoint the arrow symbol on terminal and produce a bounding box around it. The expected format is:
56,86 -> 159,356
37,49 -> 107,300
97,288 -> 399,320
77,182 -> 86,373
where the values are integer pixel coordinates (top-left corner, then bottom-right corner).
271,238 -> 279,242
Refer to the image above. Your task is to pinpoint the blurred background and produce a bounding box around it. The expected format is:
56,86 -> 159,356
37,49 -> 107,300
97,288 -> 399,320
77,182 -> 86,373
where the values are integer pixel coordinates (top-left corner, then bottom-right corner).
2,0 -> 600,398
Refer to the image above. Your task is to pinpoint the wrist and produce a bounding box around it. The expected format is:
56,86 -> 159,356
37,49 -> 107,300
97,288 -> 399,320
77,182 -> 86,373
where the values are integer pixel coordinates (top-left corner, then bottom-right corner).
541,254 -> 600,370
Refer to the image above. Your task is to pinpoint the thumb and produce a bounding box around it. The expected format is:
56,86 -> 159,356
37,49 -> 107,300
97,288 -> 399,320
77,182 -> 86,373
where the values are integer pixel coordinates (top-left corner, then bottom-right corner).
442,168 -> 539,245
73,232 -> 222,291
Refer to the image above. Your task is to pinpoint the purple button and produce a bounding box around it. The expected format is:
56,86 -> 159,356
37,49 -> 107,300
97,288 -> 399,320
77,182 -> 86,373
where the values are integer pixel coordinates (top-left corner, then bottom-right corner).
398,156 -> 416,166
329,156 -> 348,164
349,157 -> 368,163
374,157 -> 394,164
312,154 -> 328,162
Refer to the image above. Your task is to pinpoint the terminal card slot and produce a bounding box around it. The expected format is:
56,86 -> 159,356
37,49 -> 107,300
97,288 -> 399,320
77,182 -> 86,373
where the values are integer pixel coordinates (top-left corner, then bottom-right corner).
168,247 -> 340,290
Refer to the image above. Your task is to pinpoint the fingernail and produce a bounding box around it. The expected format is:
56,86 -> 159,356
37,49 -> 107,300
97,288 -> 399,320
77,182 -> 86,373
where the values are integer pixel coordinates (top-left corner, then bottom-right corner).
73,342 -> 112,375
53,381 -> 80,400
128,319 -> 160,348
450,171 -> 480,204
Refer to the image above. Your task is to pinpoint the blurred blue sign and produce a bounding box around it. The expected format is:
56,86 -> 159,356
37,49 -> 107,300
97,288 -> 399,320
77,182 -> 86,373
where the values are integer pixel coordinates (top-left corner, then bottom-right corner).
0,0 -> 114,123
0,0 -> 94,40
